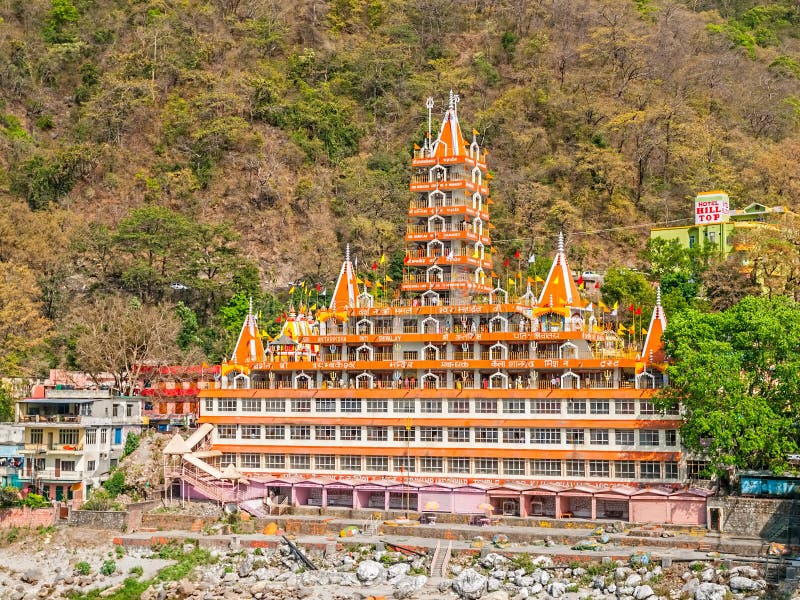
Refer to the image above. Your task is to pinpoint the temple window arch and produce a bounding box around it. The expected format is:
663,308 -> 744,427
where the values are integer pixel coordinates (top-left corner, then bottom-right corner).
471,166 -> 482,185
428,189 -> 446,208
295,372 -> 314,390
561,370 -> 580,389
421,290 -> 441,306
357,290 -> 374,308
427,238 -> 445,257
559,341 -> 578,359
473,216 -> 483,235
426,265 -> 443,283
489,342 -> 508,360
427,214 -> 445,232
421,315 -> 442,333
355,344 -> 374,362
472,192 -> 482,211
421,372 -> 440,389
422,343 -> 440,361
489,315 -> 508,333
430,164 -> 447,183
232,373 -> 250,390
355,372 -> 374,389
356,318 -> 374,335
489,371 -> 508,389
489,287 -> 508,304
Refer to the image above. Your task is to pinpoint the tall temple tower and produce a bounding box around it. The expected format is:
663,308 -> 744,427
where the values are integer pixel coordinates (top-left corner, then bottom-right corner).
402,91 -> 493,305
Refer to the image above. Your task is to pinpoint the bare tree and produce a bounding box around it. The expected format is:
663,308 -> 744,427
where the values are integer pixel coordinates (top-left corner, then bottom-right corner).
73,296 -> 183,395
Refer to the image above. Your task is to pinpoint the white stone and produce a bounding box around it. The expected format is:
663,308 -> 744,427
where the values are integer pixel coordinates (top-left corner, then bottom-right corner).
681,578 -> 699,596
728,577 -> 763,592
534,556 -> 555,568
488,577 -> 502,592
452,568 -> 488,600
548,581 -> 567,598
388,563 -> 411,579
700,569 -> 715,582
634,585 -> 654,599
730,566 -> 758,579
483,592 -> 510,600
356,560 -> 385,584
625,574 -> 643,588
530,583 -> 543,594
694,582 -> 726,600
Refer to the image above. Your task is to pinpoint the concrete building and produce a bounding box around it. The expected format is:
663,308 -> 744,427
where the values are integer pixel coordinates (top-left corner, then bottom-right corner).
16,389 -> 144,502
650,191 -> 795,257
0,424 -> 25,488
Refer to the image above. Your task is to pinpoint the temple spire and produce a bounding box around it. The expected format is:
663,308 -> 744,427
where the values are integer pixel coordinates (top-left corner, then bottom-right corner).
330,245 -> 359,310
641,285 -> 668,366
537,232 -> 584,308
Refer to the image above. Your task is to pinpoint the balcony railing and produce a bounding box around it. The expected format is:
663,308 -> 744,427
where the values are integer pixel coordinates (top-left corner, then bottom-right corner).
19,414 -> 82,423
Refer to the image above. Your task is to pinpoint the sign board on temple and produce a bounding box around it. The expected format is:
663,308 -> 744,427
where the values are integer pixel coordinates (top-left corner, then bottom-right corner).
694,192 -> 730,225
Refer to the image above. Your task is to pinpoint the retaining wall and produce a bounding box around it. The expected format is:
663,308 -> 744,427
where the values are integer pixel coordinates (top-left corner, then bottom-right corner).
707,496 -> 796,539
0,507 -> 55,529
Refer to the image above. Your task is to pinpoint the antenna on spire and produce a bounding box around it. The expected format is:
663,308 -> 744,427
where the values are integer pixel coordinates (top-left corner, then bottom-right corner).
656,285 -> 662,308
425,96 -> 434,142
557,231 -> 565,255
345,243 -> 351,263
248,296 -> 253,317
449,90 -> 460,116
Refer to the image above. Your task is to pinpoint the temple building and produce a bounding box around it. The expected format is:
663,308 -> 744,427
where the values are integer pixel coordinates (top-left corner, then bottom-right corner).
165,93 -> 711,524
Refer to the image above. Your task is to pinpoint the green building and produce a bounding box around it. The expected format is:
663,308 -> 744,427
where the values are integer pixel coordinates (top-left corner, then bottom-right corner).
650,191 -> 794,257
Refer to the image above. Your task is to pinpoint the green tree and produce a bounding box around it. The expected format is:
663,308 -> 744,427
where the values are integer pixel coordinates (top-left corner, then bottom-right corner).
600,267 -> 655,316
660,296 -> 800,478
0,385 -> 14,422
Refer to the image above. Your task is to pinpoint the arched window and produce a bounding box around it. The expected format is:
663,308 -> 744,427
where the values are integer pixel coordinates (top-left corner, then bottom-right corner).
421,372 -> 439,389
356,318 -> 373,335
561,371 -> 580,390
295,372 -> 313,390
428,189 -> 446,208
489,287 -> 508,304
489,342 -> 508,360
355,344 -> 374,361
422,344 -> 440,360
489,315 -> 508,333
559,342 -> 578,359
355,372 -> 374,389
489,371 -> 508,389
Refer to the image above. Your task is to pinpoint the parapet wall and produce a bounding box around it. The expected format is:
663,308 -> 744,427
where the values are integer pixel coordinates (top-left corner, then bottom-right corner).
707,496 -> 796,539
0,507 -> 56,529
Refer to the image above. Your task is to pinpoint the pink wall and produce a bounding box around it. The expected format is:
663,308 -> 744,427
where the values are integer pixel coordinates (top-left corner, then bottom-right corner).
453,492 -> 486,514
418,491 -> 454,512
0,507 -> 55,529
669,499 -> 706,525
630,498 -> 669,523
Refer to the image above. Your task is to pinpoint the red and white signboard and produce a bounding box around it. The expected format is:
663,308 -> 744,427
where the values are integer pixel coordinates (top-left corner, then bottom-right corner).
694,193 -> 730,225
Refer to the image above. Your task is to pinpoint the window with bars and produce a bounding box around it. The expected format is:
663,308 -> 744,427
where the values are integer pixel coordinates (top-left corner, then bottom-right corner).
366,426 -> 388,442
448,399 -> 469,413
503,428 -> 526,444
367,399 -> 388,413
590,429 -> 609,445
687,460 -> 710,479
421,400 -> 442,413
420,427 -> 443,442
533,399 -> 561,414
240,425 -> 261,439
316,399 -> 336,412
59,430 -> 79,445
615,461 -> 635,478
394,456 -> 415,472
615,429 -> 634,446
566,399 -> 586,414
217,425 -> 236,439
475,458 -> 499,474
448,457 -> 470,473
290,426 -> 310,440
475,428 -> 498,443
639,430 -> 660,446
588,460 -> 610,477
315,426 -> 336,440
241,399 -> 261,412
503,399 -> 525,414
565,459 -> 585,477
290,455 -> 310,470
264,399 -> 284,412
240,453 -> 260,469
421,457 -> 443,473
218,399 -> 237,412
393,399 -> 415,413
315,455 -> 335,470
341,455 -> 362,470
85,429 -> 96,445
264,454 -> 285,469
341,399 -> 362,413
340,426 -> 361,441
291,399 -> 311,412
531,459 -> 561,476
664,461 -> 679,479
393,427 -> 415,442
366,456 -> 389,471
447,427 -> 470,443
640,400 -> 659,415
565,428 -> 585,445
477,399 -> 498,413
531,428 -> 561,444
590,400 -> 609,414
665,429 -> 678,446
640,461 -> 661,479
615,399 -> 635,414
503,458 -> 525,475
263,426 -> 284,440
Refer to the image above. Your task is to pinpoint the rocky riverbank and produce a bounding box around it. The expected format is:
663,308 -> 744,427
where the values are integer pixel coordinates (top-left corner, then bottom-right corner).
0,527 -> 774,600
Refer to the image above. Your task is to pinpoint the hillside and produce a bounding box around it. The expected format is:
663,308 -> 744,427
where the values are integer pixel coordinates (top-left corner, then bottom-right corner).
0,0 -> 799,371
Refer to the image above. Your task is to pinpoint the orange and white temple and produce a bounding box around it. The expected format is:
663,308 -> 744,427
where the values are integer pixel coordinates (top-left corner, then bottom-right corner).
164,93 -> 711,525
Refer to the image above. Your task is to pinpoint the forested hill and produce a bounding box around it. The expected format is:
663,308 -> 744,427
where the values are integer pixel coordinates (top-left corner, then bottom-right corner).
0,0 -> 799,371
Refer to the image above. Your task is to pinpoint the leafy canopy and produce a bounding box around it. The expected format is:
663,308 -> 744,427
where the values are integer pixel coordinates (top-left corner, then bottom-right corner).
659,295 -> 800,475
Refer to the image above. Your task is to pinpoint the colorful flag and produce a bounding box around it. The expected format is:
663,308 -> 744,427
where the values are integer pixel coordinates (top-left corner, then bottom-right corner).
595,282 -> 600,289
635,306 -> 642,315
504,258 -> 509,268
472,128 -> 479,136
628,325 -> 636,334
413,143 -> 421,150
375,281 -> 382,289
613,301 -> 619,311
371,261 -> 378,271
598,300 -> 608,312
490,271 -> 499,279
289,286 -> 295,294
628,303 -> 635,312
490,247 -> 497,254
316,283 -> 322,292
514,249 -> 521,259
404,254 -> 410,264
356,277 -> 363,284
379,254 -> 386,265
535,276 -> 545,283
508,278 -> 515,287
385,274 -> 393,282
576,275 -> 584,286
363,279 -> 372,288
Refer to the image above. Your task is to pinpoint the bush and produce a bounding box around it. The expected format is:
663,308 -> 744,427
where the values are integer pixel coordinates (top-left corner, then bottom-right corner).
75,561 -> 91,575
123,432 -> 140,458
103,470 -> 126,497
6,527 -> 18,543
21,493 -> 50,509
129,565 -> 143,577
81,489 -> 123,511
0,486 -> 20,508
100,559 -> 116,576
